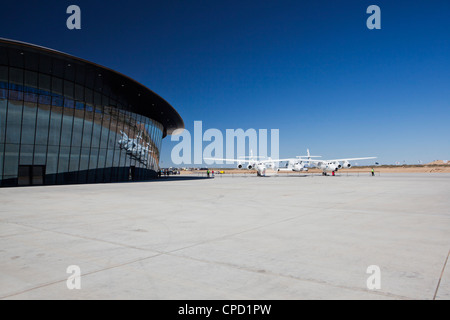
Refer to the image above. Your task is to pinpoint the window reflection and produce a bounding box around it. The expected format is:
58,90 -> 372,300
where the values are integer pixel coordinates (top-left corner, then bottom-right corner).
0,66 -> 166,186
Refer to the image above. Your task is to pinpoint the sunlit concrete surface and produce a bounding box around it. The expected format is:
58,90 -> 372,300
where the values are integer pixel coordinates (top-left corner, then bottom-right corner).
0,173 -> 449,300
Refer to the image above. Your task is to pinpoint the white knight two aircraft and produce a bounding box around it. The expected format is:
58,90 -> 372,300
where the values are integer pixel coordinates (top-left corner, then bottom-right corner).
277,149 -> 322,173
204,151 -> 288,176
295,149 -> 376,175
205,149 -> 376,177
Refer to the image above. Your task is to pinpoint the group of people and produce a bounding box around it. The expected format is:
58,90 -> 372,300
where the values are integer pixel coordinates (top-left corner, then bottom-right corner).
206,170 -> 215,178
157,169 -> 180,178
330,168 -> 375,176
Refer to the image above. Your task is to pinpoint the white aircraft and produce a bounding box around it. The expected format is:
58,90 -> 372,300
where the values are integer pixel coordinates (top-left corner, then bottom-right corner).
204,150 -> 285,176
296,149 -> 376,175
278,149 -> 322,173
205,149 -> 376,177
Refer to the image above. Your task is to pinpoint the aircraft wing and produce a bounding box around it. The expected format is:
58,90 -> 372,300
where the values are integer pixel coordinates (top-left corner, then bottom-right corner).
203,158 -> 249,163
327,157 -> 377,162
257,158 -> 299,163
294,157 -> 376,163
204,158 -> 297,163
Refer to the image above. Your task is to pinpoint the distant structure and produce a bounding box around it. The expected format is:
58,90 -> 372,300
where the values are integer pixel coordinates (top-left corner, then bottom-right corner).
427,160 -> 450,165
0,38 -> 184,187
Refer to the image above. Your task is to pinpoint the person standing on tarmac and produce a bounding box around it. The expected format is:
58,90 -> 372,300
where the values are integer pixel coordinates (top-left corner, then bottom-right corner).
207,170 -> 210,178
372,168 -> 375,176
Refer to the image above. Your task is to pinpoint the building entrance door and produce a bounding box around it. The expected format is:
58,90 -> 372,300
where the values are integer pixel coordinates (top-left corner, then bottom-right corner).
18,165 -> 45,186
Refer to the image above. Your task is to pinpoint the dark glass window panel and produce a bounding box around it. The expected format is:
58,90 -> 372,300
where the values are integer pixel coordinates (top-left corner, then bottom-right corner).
0,99 -> 6,144
104,148 -> 114,170
88,150 -> 98,183
18,165 -> 31,186
64,99 -> 75,109
0,66 -> 7,82
64,80 -> 74,99
122,111 -> 131,140
65,64 -> 75,82
78,147 -> 90,183
97,148 -> 107,170
24,91 -> 38,103
117,111 -> 128,168
38,55 -> 51,75
0,143 -> 4,179
107,109 -> 118,152
91,106 -> 103,149
3,143 -> 19,176
24,48 -> 38,70
46,146 -> 59,175
112,148 -> 121,167
8,89 -> 23,102
79,148 -> 90,171
51,58 -> 64,80
100,114 -> 110,150
44,146 -> 57,185
39,73 -> 51,92
9,68 -> 23,86
82,112 -> 93,148
52,96 -> 63,107
32,166 -> 45,185
75,84 -> 84,101
19,144 -> 34,165
58,147 -> 70,174
91,123 -> 102,149
152,120 -> 159,168
38,94 -> 51,105
48,102 -> 62,146
33,145 -> 47,166
5,100 -> 23,144
75,101 -> 84,110
89,149 -> 98,170
128,113 -> 137,145
69,147 -> 80,172
71,108 -> 84,148
75,66 -> 85,85
84,70 -> 95,90
51,77 -> 63,96
60,107 -> 74,147
103,167 -> 112,183
24,70 -> 38,88
21,103 -> 37,145
94,92 -> 102,106
35,104 -> 51,146
85,88 -> 93,106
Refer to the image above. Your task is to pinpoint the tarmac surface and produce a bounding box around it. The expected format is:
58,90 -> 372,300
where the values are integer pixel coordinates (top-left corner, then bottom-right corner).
0,173 -> 449,300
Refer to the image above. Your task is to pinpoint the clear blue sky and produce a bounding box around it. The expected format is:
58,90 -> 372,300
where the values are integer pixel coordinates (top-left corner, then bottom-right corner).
1,1 -> 449,165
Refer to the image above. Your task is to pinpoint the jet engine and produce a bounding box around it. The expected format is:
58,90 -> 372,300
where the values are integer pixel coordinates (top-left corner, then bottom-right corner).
237,163 -> 243,169
247,164 -> 253,170
343,161 -> 351,168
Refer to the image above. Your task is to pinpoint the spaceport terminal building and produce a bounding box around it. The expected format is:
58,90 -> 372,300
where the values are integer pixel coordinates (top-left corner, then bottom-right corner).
0,38 -> 184,187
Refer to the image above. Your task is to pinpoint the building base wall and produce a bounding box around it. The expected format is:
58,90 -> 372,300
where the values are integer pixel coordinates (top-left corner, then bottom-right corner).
0,167 -> 158,187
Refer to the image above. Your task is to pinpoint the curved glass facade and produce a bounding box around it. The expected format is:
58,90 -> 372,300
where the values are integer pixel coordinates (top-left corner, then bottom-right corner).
0,65 -> 164,187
